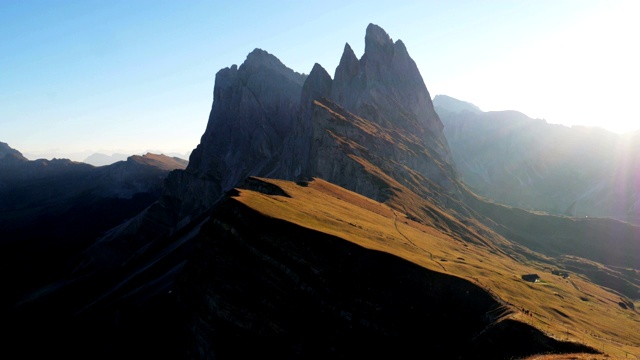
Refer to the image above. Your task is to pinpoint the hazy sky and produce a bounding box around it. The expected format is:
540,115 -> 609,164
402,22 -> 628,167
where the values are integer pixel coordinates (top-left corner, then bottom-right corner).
2,1 -> 638,161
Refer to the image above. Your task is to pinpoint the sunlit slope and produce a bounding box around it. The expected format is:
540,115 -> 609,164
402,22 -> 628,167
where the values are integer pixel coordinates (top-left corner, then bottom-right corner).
232,177 -> 639,359
463,188 -> 640,300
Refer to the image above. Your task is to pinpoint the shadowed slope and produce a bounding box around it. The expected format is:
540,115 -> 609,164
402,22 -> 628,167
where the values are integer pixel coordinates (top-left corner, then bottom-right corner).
0,150 -> 188,331
176,177 -> 598,359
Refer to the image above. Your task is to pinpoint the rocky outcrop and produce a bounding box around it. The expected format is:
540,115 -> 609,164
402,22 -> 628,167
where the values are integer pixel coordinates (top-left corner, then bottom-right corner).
279,63 -> 332,179
86,49 -> 308,260
169,49 -> 307,220
281,24 -> 459,204
87,23 -> 460,268
332,24 -> 449,158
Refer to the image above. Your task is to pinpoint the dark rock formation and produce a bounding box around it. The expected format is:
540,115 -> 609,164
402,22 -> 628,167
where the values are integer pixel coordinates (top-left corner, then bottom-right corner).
87,23 -> 460,269
332,24 -> 449,157
83,49 -> 308,266
168,48 -> 306,220
190,48 -> 306,179
279,23 -> 459,205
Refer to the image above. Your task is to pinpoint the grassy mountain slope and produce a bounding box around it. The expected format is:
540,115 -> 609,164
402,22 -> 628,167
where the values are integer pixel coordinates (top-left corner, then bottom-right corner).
200,177 -> 637,358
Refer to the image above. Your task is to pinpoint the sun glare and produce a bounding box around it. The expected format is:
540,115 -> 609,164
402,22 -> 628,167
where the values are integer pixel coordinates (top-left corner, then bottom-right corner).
441,1 -> 639,134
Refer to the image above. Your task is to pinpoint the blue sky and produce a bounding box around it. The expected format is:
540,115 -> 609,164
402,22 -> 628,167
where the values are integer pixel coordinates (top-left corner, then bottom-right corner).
1,1 -> 638,160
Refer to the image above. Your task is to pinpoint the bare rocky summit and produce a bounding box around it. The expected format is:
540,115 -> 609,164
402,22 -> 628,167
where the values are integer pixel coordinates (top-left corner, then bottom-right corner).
91,23 -> 460,262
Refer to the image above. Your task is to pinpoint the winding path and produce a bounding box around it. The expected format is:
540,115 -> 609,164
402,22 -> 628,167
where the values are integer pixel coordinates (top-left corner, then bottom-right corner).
391,209 -> 446,272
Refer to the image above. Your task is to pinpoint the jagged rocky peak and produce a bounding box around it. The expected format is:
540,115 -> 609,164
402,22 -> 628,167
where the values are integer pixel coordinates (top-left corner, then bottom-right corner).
363,23 -> 395,59
189,48 -> 306,176
363,24 -> 440,128
237,48 -> 308,91
332,43 -> 360,106
93,23 -> 460,264
163,47 -> 309,224
301,63 -> 332,110
330,23 -> 445,141
335,43 -> 359,80
211,64 -> 238,105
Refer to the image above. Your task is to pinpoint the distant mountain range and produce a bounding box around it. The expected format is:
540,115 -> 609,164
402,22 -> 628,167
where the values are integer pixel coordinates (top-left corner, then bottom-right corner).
82,152 -> 130,166
434,94 -> 640,225
2,25 -> 638,359
0,143 -> 187,332
82,151 -> 192,166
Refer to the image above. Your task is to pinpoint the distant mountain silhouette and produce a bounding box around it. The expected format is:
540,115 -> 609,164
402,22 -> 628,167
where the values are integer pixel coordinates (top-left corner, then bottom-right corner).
0,146 -> 188,332
433,94 -> 482,114
435,95 -> 640,224
83,152 -> 130,166
0,141 -> 28,162
83,151 -> 191,167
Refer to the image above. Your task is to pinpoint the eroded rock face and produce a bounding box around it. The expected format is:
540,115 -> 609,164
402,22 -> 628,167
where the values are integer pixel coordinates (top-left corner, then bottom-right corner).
184,48 -> 307,214
77,23 -> 463,313
94,23 -> 459,257
94,49 -> 309,250
280,24 -> 459,203
332,24 -> 447,151
279,63 -> 332,180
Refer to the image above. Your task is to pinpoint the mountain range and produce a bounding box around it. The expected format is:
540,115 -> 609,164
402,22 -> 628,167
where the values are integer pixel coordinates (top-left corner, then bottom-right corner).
435,94 -> 640,224
1,24 -> 638,359
82,151 -> 193,167
0,145 -> 187,333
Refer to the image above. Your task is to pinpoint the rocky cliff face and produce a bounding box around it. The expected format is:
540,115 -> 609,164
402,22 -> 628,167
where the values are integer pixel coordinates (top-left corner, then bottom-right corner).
28,23 -> 470,353
332,24 -> 449,157
282,23 -> 458,204
185,23 -> 454,210
170,48 -> 307,219
88,23 -> 459,267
